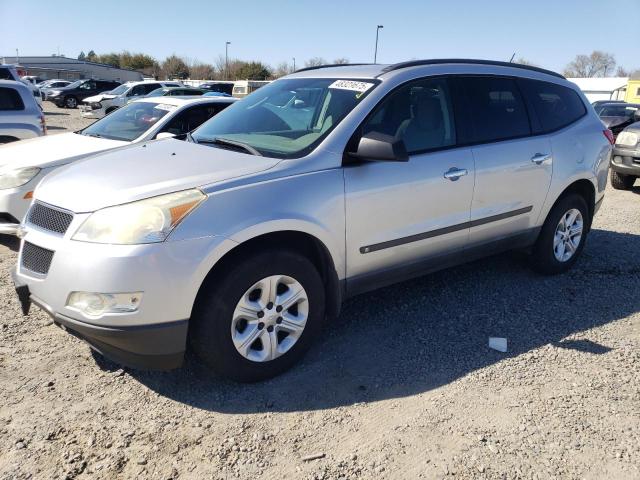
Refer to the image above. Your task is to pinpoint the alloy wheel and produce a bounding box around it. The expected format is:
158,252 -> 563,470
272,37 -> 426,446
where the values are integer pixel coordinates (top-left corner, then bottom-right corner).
231,275 -> 309,362
553,208 -> 583,262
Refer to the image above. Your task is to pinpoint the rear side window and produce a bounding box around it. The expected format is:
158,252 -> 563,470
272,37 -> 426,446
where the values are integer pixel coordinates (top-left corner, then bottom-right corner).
519,79 -> 586,132
0,87 -> 25,110
0,68 -> 14,80
457,76 -> 530,144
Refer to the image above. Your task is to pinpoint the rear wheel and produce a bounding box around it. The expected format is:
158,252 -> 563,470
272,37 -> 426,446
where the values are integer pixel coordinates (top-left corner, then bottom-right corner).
531,193 -> 589,275
189,249 -> 325,382
64,96 -> 78,108
610,170 -> 636,190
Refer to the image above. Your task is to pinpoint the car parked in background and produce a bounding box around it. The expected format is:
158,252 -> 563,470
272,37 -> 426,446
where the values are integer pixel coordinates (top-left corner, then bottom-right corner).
595,102 -> 640,139
11,60 -> 611,381
610,119 -> 640,190
146,87 -> 206,98
0,96 -> 235,234
80,81 -> 181,118
38,80 -> 73,100
47,79 -> 121,109
0,65 -> 43,108
0,80 -> 46,145
232,80 -> 271,98
199,81 -> 235,95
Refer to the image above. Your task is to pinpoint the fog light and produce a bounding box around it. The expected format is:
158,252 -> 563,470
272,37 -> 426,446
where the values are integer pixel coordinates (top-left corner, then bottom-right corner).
66,292 -> 142,317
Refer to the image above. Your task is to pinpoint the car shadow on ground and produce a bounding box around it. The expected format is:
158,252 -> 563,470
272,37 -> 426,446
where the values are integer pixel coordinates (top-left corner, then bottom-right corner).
0,235 -> 20,252
43,111 -> 69,116
122,227 -> 640,414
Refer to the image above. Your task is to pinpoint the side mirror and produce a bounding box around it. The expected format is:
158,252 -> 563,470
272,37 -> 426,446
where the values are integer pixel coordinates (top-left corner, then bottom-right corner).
156,132 -> 176,140
349,131 -> 409,162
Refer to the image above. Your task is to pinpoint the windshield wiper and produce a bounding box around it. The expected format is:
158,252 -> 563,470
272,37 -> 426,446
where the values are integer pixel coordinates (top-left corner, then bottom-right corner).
197,137 -> 262,156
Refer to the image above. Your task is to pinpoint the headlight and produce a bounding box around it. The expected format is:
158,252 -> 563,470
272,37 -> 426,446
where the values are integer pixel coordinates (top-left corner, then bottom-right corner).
0,167 -> 41,190
72,189 -> 206,244
616,131 -> 639,147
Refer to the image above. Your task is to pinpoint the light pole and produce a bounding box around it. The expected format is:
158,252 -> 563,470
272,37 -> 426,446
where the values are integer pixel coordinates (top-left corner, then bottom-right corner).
225,41 -> 231,80
292,57 -> 296,72
374,25 -> 383,64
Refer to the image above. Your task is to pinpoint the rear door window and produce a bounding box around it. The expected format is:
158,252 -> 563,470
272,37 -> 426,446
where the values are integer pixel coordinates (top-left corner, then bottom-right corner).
519,79 -> 586,132
0,87 -> 25,110
456,76 -> 531,144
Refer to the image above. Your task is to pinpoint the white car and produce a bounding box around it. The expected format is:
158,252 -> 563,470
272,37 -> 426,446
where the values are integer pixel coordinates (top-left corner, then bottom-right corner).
80,81 -> 181,119
0,80 -> 46,145
0,96 -> 235,234
0,65 -> 43,108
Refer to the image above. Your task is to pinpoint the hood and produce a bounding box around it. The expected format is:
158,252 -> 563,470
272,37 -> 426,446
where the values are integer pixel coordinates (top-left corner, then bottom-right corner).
35,139 -> 281,212
601,116 -> 629,128
0,132 -> 127,170
83,93 -> 117,103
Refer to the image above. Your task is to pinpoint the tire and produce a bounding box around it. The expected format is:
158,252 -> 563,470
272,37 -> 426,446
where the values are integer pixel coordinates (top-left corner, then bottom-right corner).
64,96 -> 78,108
189,249 -> 326,382
610,170 -> 636,190
531,193 -> 589,275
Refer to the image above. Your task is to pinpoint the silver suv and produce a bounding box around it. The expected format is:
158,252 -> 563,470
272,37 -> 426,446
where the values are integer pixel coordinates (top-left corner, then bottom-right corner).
13,60 -> 612,381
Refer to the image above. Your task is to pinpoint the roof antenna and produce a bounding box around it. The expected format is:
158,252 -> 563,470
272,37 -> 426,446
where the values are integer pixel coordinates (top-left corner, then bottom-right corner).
509,52 -> 516,63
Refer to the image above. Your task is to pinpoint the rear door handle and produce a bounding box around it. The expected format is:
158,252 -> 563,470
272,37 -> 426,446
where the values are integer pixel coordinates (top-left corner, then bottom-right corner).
531,153 -> 552,165
443,167 -> 468,181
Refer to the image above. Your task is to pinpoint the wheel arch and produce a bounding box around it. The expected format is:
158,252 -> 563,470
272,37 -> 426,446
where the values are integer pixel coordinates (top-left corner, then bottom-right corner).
194,229 -> 343,324
547,178 -> 596,231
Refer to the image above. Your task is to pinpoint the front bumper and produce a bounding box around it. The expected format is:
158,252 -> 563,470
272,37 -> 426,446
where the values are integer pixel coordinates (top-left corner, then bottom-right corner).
13,224 -> 236,369
12,268 -> 187,369
611,147 -> 640,176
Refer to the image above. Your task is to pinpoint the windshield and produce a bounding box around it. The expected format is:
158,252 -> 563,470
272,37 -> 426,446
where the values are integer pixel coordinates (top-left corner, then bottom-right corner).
63,80 -> 82,89
79,101 -> 173,141
192,78 -> 378,158
108,84 -> 130,95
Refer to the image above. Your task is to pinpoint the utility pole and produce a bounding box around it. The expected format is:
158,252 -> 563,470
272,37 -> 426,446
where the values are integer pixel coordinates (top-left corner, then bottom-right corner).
374,25 -> 384,64
16,48 -> 19,64
225,41 -> 231,80
292,57 -> 296,72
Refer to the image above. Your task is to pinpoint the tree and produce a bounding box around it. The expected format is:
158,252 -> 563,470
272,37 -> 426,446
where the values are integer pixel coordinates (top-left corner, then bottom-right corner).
563,51 -> 616,77
272,61 -> 293,78
77,51 -> 86,61
162,55 -> 190,79
86,50 -> 98,62
515,57 -> 536,66
305,57 -> 327,68
333,57 -> 350,64
236,61 -> 272,80
98,53 -> 121,67
189,62 -> 216,80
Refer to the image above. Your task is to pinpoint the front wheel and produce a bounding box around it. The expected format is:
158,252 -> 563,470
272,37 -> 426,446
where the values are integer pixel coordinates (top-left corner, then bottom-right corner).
531,194 -> 589,275
610,170 -> 636,190
190,249 -> 325,382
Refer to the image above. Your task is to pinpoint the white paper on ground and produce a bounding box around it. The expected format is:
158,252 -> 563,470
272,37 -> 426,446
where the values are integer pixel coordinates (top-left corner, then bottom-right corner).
488,337 -> 508,352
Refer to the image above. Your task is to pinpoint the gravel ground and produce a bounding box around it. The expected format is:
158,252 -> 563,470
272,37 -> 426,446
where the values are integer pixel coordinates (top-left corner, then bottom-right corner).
42,102 -> 95,134
0,106 -> 639,479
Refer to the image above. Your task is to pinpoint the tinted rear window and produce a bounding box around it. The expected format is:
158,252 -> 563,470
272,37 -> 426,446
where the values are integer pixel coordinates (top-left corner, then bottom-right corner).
520,79 -> 586,132
0,87 -> 25,110
458,76 -> 531,144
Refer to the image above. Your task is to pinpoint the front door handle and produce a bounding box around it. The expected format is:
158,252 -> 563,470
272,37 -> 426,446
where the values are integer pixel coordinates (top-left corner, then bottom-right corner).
531,153 -> 552,165
444,167 -> 468,181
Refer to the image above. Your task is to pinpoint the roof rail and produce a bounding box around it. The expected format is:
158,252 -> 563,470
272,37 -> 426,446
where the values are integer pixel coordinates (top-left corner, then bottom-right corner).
294,63 -> 373,73
380,59 -> 565,79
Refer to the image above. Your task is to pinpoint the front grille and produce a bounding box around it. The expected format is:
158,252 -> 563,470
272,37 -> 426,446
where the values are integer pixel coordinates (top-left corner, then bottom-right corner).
27,202 -> 73,235
21,241 -> 54,275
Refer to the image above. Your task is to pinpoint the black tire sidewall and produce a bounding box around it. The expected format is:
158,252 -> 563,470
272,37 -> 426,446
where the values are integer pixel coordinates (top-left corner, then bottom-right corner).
190,250 -> 326,382
532,194 -> 589,275
65,96 -> 77,108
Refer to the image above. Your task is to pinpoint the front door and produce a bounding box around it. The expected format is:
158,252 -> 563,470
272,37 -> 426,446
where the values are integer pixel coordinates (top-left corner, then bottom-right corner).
344,77 -> 474,290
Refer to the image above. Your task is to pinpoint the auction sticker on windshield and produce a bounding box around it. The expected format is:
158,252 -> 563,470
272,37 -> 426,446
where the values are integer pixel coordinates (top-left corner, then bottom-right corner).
329,80 -> 375,93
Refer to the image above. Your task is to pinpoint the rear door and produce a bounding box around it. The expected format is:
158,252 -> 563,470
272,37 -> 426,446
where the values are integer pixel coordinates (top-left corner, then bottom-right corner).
344,77 -> 474,286
453,76 -> 553,246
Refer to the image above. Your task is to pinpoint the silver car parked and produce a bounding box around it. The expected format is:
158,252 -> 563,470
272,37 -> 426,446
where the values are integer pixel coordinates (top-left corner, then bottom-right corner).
13,60 -> 612,381
0,80 -> 46,144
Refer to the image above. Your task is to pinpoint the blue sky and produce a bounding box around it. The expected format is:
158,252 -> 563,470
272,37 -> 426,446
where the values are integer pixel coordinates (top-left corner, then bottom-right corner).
1,0 -> 638,73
